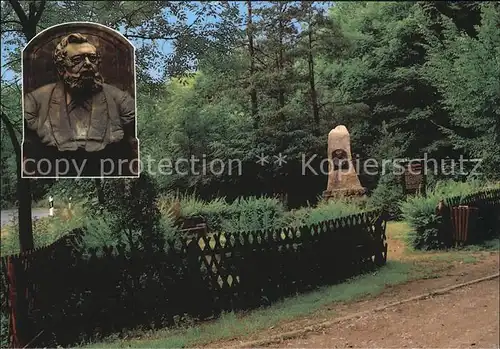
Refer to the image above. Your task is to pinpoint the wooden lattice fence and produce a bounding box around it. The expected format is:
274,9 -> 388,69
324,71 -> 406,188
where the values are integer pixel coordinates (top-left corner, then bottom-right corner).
0,210 -> 388,347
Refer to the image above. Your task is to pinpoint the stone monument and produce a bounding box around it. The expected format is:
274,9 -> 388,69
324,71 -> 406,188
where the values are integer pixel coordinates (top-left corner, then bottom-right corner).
323,125 -> 366,200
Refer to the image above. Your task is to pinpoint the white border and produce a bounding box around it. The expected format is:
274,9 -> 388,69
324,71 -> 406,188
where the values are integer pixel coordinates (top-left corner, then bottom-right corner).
20,21 -> 140,179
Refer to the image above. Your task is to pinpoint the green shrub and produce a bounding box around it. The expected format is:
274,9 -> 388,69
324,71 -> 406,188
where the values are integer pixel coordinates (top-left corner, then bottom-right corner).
222,196 -> 286,232
158,193 -> 232,231
198,197 -> 236,231
368,173 -> 405,219
283,199 -> 363,228
158,194 -> 286,232
1,174 -> 176,256
306,199 -> 362,225
429,179 -> 486,199
78,214 -> 119,251
95,174 -> 167,253
0,311 -> 8,348
73,210 -> 180,256
47,179 -> 98,205
159,215 -> 180,241
159,193 -> 367,233
401,194 -> 447,250
401,179 -> 498,250
283,206 -> 311,228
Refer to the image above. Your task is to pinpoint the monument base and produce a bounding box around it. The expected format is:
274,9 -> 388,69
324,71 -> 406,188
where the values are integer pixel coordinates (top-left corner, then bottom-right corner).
323,187 -> 367,201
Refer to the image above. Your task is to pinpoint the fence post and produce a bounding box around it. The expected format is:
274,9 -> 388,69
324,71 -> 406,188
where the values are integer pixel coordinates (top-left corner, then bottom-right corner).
435,199 -> 453,247
48,196 -> 54,217
7,256 -> 33,348
374,211 -> 388,266
7,257 -> 20,348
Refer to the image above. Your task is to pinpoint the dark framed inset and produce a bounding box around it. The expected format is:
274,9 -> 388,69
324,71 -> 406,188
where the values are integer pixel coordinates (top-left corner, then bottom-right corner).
21,22 -> 139,178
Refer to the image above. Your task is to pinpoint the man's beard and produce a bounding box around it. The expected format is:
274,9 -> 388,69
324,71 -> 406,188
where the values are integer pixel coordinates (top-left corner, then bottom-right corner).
63,69 -> 104,95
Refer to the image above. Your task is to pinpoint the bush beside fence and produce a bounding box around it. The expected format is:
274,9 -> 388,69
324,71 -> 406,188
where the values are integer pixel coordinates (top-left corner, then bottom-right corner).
0,210 -> 387,348
402,188 -> 500,250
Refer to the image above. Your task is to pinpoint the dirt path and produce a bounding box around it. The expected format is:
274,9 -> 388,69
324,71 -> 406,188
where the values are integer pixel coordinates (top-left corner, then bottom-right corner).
209,252 -> 499,348
207,220 -> 499,349
268,277 -> 499,348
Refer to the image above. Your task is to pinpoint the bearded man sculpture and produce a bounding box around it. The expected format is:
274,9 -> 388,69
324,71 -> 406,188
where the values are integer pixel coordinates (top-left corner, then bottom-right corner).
22,32 -> 138,177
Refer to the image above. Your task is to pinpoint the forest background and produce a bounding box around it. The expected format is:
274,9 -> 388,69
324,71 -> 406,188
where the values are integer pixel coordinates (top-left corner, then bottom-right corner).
1,1 -> 499,210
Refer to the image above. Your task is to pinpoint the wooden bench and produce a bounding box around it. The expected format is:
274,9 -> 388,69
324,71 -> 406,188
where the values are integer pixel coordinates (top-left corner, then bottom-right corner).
177,215 -> 208,236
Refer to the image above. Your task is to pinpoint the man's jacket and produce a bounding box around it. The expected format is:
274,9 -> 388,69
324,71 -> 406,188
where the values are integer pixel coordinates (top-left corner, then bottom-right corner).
22,81 -> 138,177
24,81 -> 135,152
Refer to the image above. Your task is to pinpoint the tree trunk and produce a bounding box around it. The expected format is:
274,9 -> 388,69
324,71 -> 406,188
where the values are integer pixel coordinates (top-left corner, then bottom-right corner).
247,0 -> 259,128
308,26 -> 320,135
277,3 -> 285,121
4,2 -> 46,346
0,111 -> 34,251
17,178 -> 34,250
2,101 -> 35,349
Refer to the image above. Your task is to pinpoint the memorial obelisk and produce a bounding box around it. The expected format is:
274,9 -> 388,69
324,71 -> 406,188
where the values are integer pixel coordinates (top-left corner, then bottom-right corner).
323,125 -> 366,200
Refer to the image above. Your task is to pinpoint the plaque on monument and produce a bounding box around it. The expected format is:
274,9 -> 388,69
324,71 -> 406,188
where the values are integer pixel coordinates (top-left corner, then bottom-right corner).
21,22 -> 139,178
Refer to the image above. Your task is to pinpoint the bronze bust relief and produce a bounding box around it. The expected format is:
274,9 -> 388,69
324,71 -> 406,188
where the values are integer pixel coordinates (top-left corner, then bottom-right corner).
21,22 -> 139,178
331,149 -> 349,171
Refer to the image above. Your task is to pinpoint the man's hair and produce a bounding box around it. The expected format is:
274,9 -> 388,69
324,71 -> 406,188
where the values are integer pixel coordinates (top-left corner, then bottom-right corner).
53,33 -> 97,73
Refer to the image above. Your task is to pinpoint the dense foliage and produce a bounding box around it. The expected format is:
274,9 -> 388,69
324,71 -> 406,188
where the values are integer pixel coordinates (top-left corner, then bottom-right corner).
1,1 -> 499,209
1,192 -> 365,256
401,180 -> 499,250
1,4 -> 499,346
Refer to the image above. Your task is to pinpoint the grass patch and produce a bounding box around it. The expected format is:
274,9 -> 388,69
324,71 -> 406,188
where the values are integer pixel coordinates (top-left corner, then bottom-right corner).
426,253 -> 478,264
386,221 -> 498,258
385,221 -> 416,255
460,255 -> 479,264
406,237 -> 498,264
460,238 -> 500,252
386,221 -> 411,242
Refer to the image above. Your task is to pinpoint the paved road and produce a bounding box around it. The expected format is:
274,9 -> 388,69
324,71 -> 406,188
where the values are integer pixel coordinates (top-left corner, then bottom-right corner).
1,209 -> 52,226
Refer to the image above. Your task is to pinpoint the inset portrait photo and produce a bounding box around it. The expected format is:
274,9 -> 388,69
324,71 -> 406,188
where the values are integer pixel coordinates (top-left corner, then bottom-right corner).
21,22 -> 139,178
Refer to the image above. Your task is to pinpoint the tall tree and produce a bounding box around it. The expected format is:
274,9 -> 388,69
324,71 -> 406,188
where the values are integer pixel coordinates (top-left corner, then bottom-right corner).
326,2 -> 455,160
246,0 -> 259,127
253,1 -> 301,123
300,1 -> 321,134
1,0 -> 49,252
295,1 -> 344,135
420,2 -> 500,179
